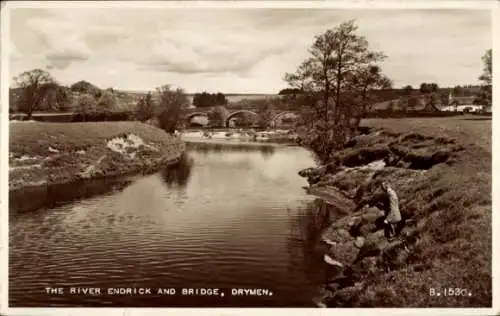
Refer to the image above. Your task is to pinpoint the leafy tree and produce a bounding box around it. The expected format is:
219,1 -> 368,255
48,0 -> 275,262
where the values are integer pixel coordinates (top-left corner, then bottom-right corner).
42,84 -> 73,112
234,112 -> 256,127
97,90 -> 118,119
193,92 -> 228,107
136,92 -> 155,122
256,101 -> 273,129
278,88 -> 303,95
402,85 -> 413,96
70,80 -> 101,97
12,69 -> 58,119
476,49 -> 492,107
215,92 -> 228,106
75,94 -> 97,121
284,20 -> 388,163
419,82 -> 439,94
347,64 -> 392,125
208,106 -> 229,128
156,85 -> 190,133
479,49 -> 492,86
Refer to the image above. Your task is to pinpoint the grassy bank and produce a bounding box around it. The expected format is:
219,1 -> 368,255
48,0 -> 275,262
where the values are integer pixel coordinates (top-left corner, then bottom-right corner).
303,116 -> 491,307
9,122 -> 185,193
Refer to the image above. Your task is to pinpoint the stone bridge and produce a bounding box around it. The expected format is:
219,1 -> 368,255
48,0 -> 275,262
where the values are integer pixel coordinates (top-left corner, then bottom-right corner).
182,107 -> 300,128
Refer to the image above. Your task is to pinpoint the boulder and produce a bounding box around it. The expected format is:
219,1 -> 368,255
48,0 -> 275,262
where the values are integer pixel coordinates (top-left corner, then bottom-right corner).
354,236 -> 366,249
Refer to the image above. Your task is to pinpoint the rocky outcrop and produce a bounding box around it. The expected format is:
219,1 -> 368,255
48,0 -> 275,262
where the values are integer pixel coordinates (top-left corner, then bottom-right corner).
300,127 -> 464,307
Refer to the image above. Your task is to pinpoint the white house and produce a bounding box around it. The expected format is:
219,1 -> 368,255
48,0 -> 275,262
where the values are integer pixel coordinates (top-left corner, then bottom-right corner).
441,92 -> 485,113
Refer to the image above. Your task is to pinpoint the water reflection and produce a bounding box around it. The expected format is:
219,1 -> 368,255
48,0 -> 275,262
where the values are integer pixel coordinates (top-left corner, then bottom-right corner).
9,177 -> 133,216
160,153 -> 194,188
186,141 -> 276,159
286,199 -> 344,286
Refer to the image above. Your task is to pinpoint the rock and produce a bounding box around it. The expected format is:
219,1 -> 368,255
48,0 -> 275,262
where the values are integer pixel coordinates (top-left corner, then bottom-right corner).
298,167 -> 315,178
322,238 -> 337,247
324,254 -> 344,268
354,236 -> 366,248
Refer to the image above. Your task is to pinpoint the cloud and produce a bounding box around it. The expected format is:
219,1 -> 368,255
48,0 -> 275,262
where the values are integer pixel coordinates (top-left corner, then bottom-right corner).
8,7 -> 492,93
45,50 -> 90,70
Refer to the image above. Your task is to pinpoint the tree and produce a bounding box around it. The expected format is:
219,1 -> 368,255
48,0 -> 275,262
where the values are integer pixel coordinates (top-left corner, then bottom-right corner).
75,94 -> 97,121
156,85 -> 190,133
235,112 -> 255,127
407,96 -> 419,111
284,20 -> 388,163
70,80 -> 101,97
347,64 -> 392,125
402,85 -> 413,96
256,101 -> 273,129
42,84 -> 73,112
215,93 -> 228,106
208,106 -> 229,128
12,69 -> 58,119
419,82 -> 438,94
193,92 -> 227,107
476,49 -> 492,107
96,90 -> 118,119
136,92 -> 155,122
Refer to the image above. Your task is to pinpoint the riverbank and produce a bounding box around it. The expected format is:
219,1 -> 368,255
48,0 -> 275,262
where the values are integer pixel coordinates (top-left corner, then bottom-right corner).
9,122 -> 185,207
301,116 -> 491,307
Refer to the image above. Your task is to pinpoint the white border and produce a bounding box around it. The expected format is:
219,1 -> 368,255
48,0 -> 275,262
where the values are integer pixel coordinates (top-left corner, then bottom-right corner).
1,1 -> 498,316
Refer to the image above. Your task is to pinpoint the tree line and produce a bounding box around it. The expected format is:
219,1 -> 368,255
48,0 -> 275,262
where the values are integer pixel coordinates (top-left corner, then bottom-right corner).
192,92 -> 228,107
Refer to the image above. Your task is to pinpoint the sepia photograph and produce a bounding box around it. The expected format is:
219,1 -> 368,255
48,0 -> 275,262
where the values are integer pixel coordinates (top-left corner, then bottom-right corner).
1,0 -> 497,313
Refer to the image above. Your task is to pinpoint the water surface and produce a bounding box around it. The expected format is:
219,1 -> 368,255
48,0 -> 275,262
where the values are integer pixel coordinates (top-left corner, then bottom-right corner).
9,142 -> 330,307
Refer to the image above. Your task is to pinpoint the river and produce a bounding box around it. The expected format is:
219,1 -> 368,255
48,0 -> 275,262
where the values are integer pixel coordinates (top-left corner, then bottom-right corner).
9,141 -> 331,307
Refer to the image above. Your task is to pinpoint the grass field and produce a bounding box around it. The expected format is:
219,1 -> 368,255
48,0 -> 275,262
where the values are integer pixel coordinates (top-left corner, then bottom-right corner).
362,115 -> 492,151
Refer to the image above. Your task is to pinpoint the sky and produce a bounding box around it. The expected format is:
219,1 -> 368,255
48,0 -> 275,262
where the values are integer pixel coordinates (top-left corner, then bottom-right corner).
8,6 -> 492,94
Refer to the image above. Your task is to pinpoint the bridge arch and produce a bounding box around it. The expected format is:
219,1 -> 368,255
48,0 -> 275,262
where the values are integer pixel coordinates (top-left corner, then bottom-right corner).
270,111 -> 299,127
225,110 -> 259,127
185,112 -> 208,122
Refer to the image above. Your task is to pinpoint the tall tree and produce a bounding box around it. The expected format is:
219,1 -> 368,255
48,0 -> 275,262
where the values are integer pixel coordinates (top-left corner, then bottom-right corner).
12,69 -> 58,119
476,49 -> 492,107
156,85 -> 190,133
284,20 -> 388,163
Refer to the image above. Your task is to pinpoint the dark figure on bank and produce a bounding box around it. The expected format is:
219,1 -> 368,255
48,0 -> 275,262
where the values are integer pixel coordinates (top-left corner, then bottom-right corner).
353,180 -> 403,241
